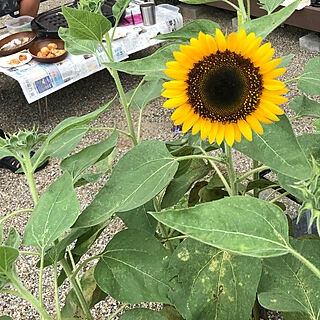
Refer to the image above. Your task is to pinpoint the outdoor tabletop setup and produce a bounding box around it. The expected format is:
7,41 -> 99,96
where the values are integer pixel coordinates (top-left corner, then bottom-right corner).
0,1 -> 183,104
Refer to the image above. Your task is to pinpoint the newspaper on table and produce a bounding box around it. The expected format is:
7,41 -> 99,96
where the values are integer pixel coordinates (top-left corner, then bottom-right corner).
0,3 -> 183,103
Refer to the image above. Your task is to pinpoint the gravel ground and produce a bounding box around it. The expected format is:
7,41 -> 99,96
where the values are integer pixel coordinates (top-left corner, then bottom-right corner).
0,1 -> 319,319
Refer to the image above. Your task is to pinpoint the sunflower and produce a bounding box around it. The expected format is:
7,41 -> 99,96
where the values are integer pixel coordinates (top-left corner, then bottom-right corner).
162,29 -> 288,146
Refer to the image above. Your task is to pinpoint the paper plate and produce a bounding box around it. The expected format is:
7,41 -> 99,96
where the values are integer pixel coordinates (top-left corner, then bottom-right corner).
0,52 -> 32,68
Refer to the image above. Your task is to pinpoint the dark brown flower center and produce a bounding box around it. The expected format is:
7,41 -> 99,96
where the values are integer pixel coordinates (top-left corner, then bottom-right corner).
186,50 -> 263,123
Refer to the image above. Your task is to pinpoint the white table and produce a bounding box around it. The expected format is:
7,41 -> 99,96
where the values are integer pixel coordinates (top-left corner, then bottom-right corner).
0,3 -> 183,105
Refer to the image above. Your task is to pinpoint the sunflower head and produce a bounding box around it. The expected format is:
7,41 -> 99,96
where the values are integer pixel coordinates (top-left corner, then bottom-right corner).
162,29 -> 288,146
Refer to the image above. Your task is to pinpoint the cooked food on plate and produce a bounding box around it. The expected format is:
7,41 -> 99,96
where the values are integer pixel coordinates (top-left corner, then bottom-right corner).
36,43 -> 66,58
0,37 -> 29,51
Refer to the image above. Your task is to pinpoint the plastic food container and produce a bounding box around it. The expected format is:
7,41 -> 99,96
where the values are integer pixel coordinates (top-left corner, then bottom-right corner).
5,16 -> 33,34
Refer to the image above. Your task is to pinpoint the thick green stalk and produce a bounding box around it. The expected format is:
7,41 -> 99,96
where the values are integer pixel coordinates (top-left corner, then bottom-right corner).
253,160 -> 260,198
269,191 -> 290,203
7,273 -> 52,320
0,209 -> 32,224
224,143 -> 238,196
107,303 -> 128,320
71,255 -> 101,281
53,261 -> 61,320
60,258 -> 94,320
137,109 -> 143,144
197,147 -> 233,196
236,165 -> 269,184
102,36 -> 138,146
38,248 -> 45,308
153,197 -> 174,253
23,150 -> 39,204
90,127 -> 131,138
288,247 -> 320,279
177,154 -> 225,164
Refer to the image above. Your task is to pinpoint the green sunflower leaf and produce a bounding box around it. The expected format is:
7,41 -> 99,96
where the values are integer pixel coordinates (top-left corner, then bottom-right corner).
73,140 -> 179,228
168,238 -> 261,320
32,97 -> 115,166
23,173 -> 80,249
125,78 -> 165,110
258,0 -> 285,14
0,246 -> 19,273
4,228 -> 20,249
154,19 -> 219,41
94,229 -> 171,304
161,158 -> 210,208
234,114 -> 311,181
61,267 -> 107,319
277,53 -> 295,68
112,0 -> 131,22
104,42 -> 182,77
0,316 -> 13,320
121,309 -> 167,320
298,57 -> 320,95
151,196 -> 290,258
242,0 -> 299,39
61,130 -> 118,180
0,246 -> 19,290
58,27 -> 99,56
289,95 -> 320,119
62,6 -> 111,41
117,200 -> 158,234
258,238 -> 320,319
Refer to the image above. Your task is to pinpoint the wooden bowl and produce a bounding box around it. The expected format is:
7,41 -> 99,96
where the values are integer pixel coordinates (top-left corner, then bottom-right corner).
0,31 -> 36,56
29,39 -> 67,63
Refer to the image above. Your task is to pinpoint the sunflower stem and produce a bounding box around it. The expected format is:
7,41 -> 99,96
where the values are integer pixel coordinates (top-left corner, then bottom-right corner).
102,35 -> 138,146
198,147 -> 233,196
224,143 -> 238,196
236,165 -> 269,184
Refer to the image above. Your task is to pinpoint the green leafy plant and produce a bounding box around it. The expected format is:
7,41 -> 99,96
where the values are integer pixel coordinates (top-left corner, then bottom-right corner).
1,0 -> 320,319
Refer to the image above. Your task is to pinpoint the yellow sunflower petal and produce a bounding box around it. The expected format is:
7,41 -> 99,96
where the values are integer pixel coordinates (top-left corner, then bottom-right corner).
259,58 -> 282,74
208,122 -> 219,144
235,29 -> 247,53
260,99 -> 284,115
226,32 -> 238,52
166,61 -> 186,70
263,68 -> 286,80
216,122 -> 225,145
243,36 -> 262,59
263,79 -> 286,90
200,119 -> 212,140
180,44 -> 204,62
254,109 -> 273,124
233,123 -> 242,142
171,105 -> 191,121
263,88 -> 289,96
173,51 -> 195,69
192,119 -> 202,135
164,68 -> 188,80
215,29 -> 227,52
206,34 -> 218,53
163,96 -> 188,109
224,122 -> 235,146
261,93 -> 288,104
258,104 -> 281,121
162,80 -> 187,90
237,119 -> 252,141
182,112 -> 199,133
173,107 -> 194,125
198,31 -> 211,56
246,115 -> 263,135
252,43 -> 274,65
161,89 -> 186,98
238,32 -> 255,56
